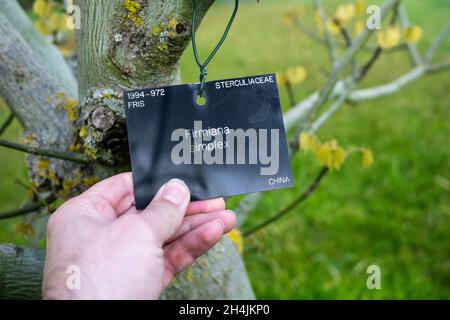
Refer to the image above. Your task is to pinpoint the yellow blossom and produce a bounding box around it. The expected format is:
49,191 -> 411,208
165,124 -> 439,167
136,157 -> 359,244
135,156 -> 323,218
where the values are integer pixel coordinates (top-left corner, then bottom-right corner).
314,9 -> 322,32
58,46 -> 73,58
276,72 -> 288,86
314,139 -> 347,170
335,4 -> 355,25
355,0 -> 365,16
404,26 -> 422,44
32,0 -> 49,18
34,20 -> 52,36
377,27 -> 401,49
282,6 -> 303,25
227,229 -> 244,254
299,132 -> 319,153
327,19 -> 341,35
286,66 -> 307,86
354,20 -> 365,36
282,12 -> 294,25
361,148 -> 374,168
49,13 -> 67,32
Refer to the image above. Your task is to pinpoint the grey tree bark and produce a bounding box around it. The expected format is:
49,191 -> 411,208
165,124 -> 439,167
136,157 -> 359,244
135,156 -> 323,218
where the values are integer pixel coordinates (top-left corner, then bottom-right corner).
0,0 -> 255,300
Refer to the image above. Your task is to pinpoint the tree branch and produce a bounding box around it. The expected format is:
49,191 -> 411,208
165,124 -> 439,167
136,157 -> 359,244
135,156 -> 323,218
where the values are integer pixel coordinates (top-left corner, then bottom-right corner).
288,13 -> 401,53
338,24 -> 358,78
355,47 -> 383,81
309,85 -> 354,134
425,20 -> 450,63
426,61 -> 450,74
398,4 -> 422,66
0,112 -> 15,137
308,0 -> 399,119
285,81 -> 297,107
348,63 -> 448,102
0,0 -> 77,98
0,195 -> 57,220
236,0 -> 446,225
236,193 -> 263,228
0,244 -> 45,299
0,139 -> 89,164
0,13 -> 73,146
314,0 -> 338,68
0,237 -> 254,300
243,167 -> 329,237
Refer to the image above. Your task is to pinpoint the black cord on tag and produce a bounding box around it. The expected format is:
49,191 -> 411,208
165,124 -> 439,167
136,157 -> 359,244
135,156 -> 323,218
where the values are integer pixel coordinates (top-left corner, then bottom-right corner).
191,0 -> 239,98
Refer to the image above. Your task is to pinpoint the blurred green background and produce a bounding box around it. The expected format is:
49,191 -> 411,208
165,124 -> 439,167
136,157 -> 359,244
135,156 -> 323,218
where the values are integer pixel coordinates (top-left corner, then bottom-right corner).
1,0 -> 449,299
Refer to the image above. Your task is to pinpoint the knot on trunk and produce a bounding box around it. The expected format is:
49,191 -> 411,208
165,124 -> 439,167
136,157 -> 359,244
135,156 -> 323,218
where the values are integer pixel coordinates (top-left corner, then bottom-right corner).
79,89 -> 130,167
92,106 -> 115,131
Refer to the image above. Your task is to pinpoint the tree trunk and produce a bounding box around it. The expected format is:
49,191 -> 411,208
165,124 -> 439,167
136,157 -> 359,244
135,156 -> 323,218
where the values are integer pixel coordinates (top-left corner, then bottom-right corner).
0,237 -> 254,300
0,0 -> 255,300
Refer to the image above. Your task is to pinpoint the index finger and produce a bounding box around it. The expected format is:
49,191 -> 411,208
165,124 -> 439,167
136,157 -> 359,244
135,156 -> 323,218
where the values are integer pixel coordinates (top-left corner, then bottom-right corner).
81,172 -> 135,215
186,198 -> 226,215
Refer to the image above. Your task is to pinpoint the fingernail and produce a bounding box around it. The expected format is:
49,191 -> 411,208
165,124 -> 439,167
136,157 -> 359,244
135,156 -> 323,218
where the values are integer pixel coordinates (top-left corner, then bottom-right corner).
226,209 -> 236,217
215,219 -> 225,229
161,179 -> 188,205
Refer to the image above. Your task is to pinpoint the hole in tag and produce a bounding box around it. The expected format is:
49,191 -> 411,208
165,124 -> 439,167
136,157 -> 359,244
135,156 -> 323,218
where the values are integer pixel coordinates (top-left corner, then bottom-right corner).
195,95 -> 207,107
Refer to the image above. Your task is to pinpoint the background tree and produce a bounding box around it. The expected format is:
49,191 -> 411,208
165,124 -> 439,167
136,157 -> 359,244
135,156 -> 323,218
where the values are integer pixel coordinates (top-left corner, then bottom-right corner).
0,0 -> 449,299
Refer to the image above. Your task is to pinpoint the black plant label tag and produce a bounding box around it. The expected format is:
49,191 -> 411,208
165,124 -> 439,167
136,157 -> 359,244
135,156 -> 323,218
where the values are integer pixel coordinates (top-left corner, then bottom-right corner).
124,74 -> 293,209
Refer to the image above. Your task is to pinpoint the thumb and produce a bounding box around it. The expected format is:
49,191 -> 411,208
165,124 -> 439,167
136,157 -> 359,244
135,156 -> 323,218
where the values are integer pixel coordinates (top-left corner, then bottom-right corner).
141,179 -> 190,243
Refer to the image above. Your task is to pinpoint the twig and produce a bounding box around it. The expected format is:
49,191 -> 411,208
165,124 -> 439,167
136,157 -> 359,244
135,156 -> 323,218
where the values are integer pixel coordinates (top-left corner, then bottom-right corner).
426,60 -> 450,74
314,0 -> 338,68
309,0 -> 400,119
243,166 -> 329,237
0,195 -> 56,220
236,192 -> 263,228
349,62 -> 449,101
0,112 -> 15,136
425,20 -> 450,62
397,4 -> 422,66
309,85 -> 354,134
337,23 -> 358,78
356,47 -> 383,81
15,178 -> 31,191
288,14 -> 399,53
285,81 -> 297,107
0,139 -> 89,164
237,0 -> 449,226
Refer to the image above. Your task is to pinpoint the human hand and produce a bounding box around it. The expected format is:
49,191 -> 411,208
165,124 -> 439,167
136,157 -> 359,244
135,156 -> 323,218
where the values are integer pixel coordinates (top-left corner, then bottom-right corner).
42,173 -> 236,300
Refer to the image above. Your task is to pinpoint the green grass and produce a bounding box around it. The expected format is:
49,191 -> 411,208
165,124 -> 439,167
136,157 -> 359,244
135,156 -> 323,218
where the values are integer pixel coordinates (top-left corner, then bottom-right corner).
1,0 -> 449,299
